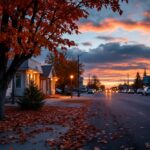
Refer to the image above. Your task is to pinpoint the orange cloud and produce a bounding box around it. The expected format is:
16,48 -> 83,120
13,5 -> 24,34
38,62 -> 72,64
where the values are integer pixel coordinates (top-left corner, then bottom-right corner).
79,18 -> 150,33
108,37 -> 128,43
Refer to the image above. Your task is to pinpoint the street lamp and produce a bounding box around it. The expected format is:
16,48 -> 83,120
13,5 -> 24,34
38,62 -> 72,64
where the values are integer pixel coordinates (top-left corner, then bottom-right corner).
77,55 -> 80,97
77,53 -> 85,97
70,75 -> 74,98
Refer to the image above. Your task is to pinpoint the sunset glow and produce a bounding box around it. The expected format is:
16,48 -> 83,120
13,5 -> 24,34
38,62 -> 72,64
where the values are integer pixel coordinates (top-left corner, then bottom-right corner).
36,0 -> 150,88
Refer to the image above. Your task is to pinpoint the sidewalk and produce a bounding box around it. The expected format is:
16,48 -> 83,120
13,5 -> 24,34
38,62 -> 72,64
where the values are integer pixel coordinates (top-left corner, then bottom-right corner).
1,94 -> 98,150
44,93 -> 96,108
4,93 -> 94,108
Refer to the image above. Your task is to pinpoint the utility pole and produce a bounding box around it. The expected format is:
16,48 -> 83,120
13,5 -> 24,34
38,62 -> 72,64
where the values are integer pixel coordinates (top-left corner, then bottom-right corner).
128,74 -> 129,85
144,68 -> 147,77
89,74 -> 91,86
77,55 -> 80,97
127,74 -> 129,89
77,52 -> 85,97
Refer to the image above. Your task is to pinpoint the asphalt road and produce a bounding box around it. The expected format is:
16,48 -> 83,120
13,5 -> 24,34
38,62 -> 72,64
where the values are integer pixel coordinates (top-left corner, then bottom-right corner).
85,92 -> 150,150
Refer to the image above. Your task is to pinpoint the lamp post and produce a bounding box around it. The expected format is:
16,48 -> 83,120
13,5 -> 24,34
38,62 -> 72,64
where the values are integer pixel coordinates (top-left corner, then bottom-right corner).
77,55 -> 80,97
70,75 -> 74,98
54,77 -> 58,95
11,76 -> 15,104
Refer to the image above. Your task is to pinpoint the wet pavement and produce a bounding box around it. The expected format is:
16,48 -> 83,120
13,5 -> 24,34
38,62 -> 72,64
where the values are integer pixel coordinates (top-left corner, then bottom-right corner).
84,92 -> 150,150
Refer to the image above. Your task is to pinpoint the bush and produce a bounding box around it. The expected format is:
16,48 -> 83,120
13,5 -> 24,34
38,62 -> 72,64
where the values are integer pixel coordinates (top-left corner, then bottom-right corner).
17,81 -> 45,110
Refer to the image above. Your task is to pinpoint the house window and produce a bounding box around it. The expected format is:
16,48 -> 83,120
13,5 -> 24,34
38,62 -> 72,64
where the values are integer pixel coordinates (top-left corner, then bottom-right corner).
16,73 -> 22,88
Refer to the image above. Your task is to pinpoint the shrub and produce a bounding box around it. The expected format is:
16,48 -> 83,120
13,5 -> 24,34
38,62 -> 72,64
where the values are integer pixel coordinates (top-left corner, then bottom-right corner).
17,81 -> 45,110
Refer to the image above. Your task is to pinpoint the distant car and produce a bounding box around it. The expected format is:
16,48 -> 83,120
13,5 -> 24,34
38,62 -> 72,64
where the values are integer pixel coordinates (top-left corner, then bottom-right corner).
122,89 -> 128,93
56,88 -> 62,94
136,88 -> 144,94
87,89 -> 95,94
142,86 -> 150,96
80,87 -> 87,93
97,88 -> 103,92
127,89 -> 135,94
105,89 -> 111,93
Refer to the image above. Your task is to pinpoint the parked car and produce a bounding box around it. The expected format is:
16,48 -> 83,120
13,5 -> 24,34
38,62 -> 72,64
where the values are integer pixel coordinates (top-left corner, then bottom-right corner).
136,88 -> 144,94
87,89 -> 95,94
80,87 -> 87,93
97,88 -> 103,92
142,86 -> 150,96
127,89 -> 135,94
122,89 -> 128,93
56,88 -> 63,94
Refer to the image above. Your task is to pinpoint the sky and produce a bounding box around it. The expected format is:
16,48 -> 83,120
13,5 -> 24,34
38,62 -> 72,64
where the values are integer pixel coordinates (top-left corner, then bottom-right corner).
36,0 -> 150,87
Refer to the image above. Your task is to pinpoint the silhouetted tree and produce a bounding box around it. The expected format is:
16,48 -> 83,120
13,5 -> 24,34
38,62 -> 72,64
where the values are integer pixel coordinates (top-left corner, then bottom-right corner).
100,85 -> 105,91
133,72 -> 143,90
88,75 -> 101,90
143,68 -> 147,77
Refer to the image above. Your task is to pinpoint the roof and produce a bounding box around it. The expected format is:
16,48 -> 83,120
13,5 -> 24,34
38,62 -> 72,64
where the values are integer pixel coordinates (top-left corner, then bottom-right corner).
143,76 -> 150,86
19,59 -> 43,73
41,65 -> 53,78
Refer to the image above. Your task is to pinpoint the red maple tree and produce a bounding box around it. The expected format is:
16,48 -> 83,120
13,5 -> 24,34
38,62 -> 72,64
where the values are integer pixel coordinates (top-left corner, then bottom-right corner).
0,0 -> 128,119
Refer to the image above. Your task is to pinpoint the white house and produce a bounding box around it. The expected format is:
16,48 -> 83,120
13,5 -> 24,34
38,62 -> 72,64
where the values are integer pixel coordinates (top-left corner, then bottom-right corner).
6,59 -> 56,97
41,65 -> 57,95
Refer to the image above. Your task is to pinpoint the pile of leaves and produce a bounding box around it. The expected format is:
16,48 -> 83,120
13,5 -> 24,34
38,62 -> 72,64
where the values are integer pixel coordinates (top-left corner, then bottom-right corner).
0,100 -> 100,149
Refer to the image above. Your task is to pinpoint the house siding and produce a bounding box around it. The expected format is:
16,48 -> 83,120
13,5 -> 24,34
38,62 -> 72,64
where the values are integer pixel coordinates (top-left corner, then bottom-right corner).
6,81 -> 12,97
6,59 -> 56,98
14,71 -> 25,96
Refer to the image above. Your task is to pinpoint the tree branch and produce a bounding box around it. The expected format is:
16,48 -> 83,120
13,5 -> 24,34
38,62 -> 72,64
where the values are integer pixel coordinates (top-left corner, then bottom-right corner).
30,0 -> 38,25
5,54 -> 32,84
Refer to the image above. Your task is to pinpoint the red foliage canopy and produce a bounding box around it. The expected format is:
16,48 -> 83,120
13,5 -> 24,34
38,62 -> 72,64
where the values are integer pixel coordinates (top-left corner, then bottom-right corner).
0,0 -> 128,57
0,1 -> 128,120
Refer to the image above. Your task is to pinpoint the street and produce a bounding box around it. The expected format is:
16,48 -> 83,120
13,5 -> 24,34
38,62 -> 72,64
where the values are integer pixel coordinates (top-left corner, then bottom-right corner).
85,92 -> 150,150
1,93 -> 150,150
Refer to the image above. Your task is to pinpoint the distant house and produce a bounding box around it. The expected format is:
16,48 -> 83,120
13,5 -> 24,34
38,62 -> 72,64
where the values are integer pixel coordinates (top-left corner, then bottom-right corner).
41,65 -> 57,95
143,76 -> 150,86
6,59 -> 56,97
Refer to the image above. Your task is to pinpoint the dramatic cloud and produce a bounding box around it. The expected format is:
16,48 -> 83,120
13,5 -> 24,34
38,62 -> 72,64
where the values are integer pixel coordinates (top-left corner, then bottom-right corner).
79,18 -> 150,33
71,43 -> 150,86
96,36 -> 128,43
81,42 -> 92,46
82,43 -> 150,63
36,0 -> 150,87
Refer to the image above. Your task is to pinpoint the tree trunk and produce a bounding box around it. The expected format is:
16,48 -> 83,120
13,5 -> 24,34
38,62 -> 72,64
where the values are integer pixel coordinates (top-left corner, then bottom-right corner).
0,54 -> 32,120
0,87 -> 7,120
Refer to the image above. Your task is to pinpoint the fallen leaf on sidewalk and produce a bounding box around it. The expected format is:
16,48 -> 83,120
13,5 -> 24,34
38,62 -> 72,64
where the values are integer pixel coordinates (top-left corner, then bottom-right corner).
98,139 -> 108,144
140,126 -> 145,129
124,147 -> 135,150
94,146 -> 101,150
145,142 -> 150,149
9,147 -> 13,150
0,101 -> 100,149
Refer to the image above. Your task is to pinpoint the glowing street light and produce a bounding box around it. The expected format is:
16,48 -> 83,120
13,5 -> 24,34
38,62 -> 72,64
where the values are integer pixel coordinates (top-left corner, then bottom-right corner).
70,75 -> 74,80
70,75 -> 74,98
